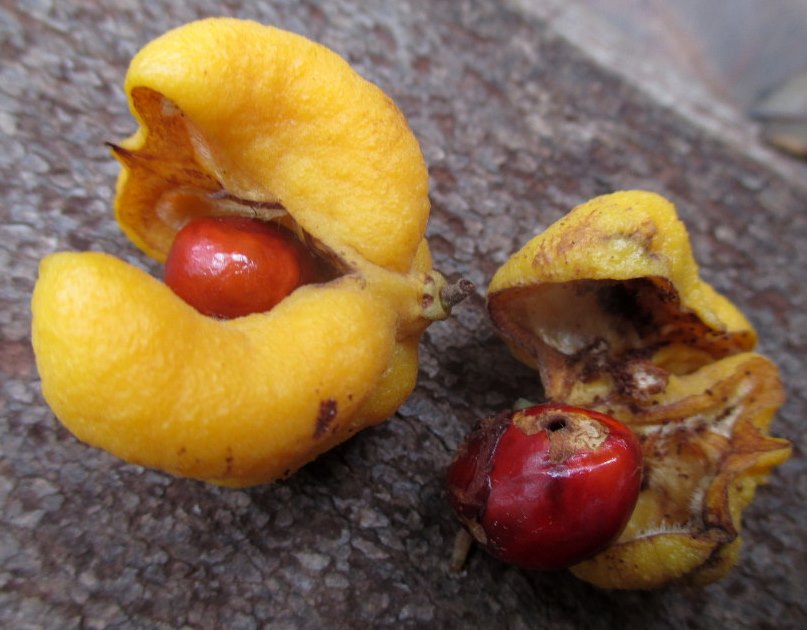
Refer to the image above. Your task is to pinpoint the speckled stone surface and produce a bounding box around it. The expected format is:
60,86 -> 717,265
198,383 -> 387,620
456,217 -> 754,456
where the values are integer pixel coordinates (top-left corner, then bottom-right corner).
2,1 -> 806,628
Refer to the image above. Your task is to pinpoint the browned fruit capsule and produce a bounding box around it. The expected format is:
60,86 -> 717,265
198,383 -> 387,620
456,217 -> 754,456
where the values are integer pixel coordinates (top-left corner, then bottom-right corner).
486,191 -> 791,589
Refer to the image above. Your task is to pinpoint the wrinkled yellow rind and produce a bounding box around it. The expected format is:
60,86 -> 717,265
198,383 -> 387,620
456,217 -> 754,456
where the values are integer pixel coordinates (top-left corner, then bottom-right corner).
572,354 -> 790,589
489,191 -> 752,336
117,18 -> 429,273
597,353 -> 783,427
488,192 -> 755,395
571,533 -> 718,590
685,537 -> 742,587
32,252 -> 407,487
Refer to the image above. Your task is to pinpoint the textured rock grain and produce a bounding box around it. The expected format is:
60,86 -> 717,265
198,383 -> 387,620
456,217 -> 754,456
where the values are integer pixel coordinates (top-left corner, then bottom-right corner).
2,1 -> 806,628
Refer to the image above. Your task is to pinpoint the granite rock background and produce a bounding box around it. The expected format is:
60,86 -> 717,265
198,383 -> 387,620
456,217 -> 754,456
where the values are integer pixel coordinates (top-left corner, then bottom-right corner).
1,1 -> 805,628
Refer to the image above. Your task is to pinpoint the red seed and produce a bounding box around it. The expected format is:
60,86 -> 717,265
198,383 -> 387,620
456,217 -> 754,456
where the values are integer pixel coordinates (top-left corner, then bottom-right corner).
447,403 -> 643,570
164,216 -> 318,319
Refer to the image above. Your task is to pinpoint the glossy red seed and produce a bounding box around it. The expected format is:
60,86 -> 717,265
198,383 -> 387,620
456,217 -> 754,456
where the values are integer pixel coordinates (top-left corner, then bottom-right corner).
446,403 -> 643,570
164,216 -> 317,319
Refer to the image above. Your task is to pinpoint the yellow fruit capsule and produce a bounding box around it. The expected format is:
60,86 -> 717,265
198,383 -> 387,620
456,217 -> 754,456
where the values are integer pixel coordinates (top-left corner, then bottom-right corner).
31,18 -> 468,487
487,190 -> 790,588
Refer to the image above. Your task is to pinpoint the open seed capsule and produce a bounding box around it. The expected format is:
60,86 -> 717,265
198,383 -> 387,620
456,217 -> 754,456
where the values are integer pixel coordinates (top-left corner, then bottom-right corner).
31,19 -> 468,487
486,191 -> 791,588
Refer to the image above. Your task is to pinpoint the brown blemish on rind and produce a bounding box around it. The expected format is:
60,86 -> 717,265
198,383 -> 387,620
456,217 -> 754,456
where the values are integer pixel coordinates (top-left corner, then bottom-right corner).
534,214 -> 659,269
224,447 -> 234,475
314,399 -> 338,439
614,357 -> 669,404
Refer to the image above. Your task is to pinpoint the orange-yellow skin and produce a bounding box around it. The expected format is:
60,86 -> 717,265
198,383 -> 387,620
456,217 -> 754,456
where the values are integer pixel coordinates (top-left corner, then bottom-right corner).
31,19 -> 454,487
488,191 -> 791,588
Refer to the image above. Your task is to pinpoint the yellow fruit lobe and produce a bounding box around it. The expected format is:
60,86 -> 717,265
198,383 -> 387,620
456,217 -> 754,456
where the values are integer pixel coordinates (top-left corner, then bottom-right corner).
33,253 -> 402,486
116,18 -> 429,273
